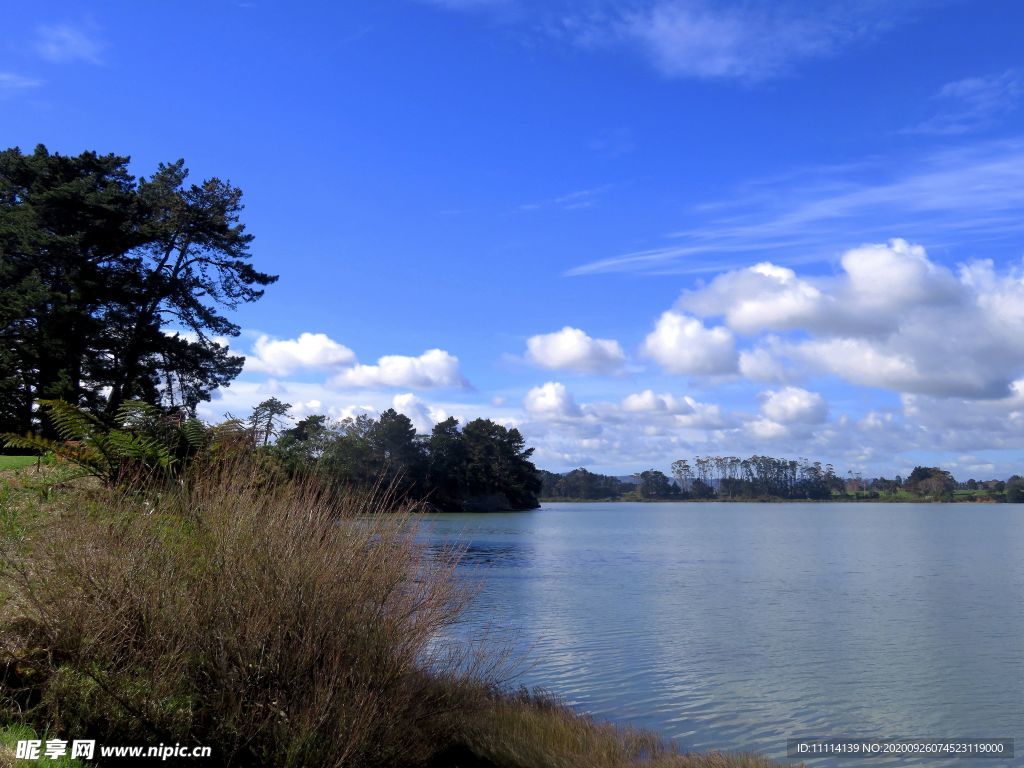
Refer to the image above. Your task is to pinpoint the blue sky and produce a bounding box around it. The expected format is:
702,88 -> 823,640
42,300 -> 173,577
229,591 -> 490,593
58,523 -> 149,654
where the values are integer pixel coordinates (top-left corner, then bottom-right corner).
6,0 -> 1024,479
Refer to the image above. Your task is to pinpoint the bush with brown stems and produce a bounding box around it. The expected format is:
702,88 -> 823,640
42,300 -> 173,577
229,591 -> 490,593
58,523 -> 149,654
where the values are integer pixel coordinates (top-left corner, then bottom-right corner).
1,458 -> 484,767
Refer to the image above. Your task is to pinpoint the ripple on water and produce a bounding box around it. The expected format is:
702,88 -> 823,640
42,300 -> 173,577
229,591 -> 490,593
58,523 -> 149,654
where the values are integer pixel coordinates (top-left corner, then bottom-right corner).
425,503 -> 1024,766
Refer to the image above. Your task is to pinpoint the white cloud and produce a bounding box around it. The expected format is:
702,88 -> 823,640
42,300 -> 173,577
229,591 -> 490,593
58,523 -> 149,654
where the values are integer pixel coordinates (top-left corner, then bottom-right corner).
246,333 -> 355,376
614,1 -> 896,82
621,389 -> 693,414
0,73 -> 43,94
526,326 -> 625,373
681,261 -> 827,334
392,392 -> 449,433
760,387 -> 827,424
738,344 -> 792,383
641,311 -> 737,375
331,348 -> 467,389
678,240 -> 960,336
675,239 -> 1024,398
424,0 -> 908,84
746,418 -> 789,440
523,382 -> 581,419
838,239 -> 960,314
35,23 -> 103,64
336,404 -> 379,422
568,139 -> 1024,277
908,70 -> 1022,136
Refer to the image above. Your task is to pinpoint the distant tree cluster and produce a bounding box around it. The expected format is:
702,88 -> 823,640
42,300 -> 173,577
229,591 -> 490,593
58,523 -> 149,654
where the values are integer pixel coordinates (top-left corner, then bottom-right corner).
904,466 -> 956,500
633,470 -> 679,499
671,455 -> 844,500
1008,477 -> 1024,503
540,457 -> 1024,503
269,401 -> 541,512
538,467 -> 629,500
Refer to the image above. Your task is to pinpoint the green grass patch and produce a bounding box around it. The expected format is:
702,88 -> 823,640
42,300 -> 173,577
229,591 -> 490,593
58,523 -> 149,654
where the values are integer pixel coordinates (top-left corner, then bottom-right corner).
0,456 -> 38,471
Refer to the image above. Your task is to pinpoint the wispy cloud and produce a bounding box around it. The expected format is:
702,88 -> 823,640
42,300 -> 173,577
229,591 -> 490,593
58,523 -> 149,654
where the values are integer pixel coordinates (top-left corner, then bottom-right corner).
568,138 -> 1024,275
425,0 -> 915,83
519,184 -> 612,212
35,22 -> 104,65
614,1 -> 892,82
423,0 -> 511,7
906,70 -> 1022,135
0,72 -> 43,95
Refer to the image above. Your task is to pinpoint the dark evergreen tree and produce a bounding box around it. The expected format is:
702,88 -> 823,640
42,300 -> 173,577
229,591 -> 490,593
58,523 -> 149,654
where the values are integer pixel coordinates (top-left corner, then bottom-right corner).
0,145 -> 276,435
461,418 -> 541,510
1006,475 -> 1024,503
428,417 -> 468,509
0,146 -> 138,434
634,469 -> 677,499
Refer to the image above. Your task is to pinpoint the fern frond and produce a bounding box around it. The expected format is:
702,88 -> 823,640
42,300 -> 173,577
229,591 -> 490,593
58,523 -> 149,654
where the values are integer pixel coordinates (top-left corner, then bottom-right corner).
1,433 -> 59,455
36,399 -> 99,441
181,419 -> 209,450
114,400 -> 164,430
105,431 -> 174,467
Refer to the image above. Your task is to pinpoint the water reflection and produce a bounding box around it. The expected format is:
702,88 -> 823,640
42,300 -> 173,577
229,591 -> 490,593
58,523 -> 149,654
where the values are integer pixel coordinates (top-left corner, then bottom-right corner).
424,502 -> 1024,767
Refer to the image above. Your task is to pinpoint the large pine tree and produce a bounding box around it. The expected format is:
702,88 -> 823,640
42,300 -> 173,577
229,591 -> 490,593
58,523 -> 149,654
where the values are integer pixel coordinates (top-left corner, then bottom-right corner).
0,145 -> 277,435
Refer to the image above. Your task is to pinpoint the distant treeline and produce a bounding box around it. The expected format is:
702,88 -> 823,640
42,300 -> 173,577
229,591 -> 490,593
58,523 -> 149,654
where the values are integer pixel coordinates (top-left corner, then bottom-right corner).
538,467 -> 632,500
541,457 -> 1024,502
264,399 -> 541,512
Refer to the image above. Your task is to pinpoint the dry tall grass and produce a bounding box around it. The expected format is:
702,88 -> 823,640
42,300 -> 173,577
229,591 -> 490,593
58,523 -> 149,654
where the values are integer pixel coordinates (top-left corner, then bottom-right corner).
2,458 -> 483,767
456,689 -> 790,768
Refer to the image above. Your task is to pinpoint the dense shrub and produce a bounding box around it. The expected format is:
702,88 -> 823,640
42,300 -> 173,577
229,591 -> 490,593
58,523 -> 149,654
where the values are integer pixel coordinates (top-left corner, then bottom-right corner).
0,459 -> 482,767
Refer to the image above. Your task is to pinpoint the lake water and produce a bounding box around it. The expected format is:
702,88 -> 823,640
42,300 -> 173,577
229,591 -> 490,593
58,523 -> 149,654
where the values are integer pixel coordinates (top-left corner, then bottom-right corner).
424,502 -> 1024,766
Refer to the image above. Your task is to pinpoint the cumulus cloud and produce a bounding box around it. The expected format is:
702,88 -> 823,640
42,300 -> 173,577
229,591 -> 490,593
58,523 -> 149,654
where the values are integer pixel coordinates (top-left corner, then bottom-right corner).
681,261 -> 827,334
738,344 -> 793,383
746,418 -> 789,441
679,240 -> 960,336
759,387 -> 827,424
679,239 -> 1024,398
246,333 -> 355,376
526,326 -> 625,373
621,389 -> 693,414
617,390 -> 722,430
392,392 -> 450,433
523,382 -> 581,419
331,349 -> 467,389
641,311 -> 737,375
838,239 -> 960,314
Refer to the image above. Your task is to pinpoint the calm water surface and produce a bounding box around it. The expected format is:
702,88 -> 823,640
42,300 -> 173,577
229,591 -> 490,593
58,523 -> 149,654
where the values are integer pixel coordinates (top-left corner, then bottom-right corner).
425,502 -> 1024,766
